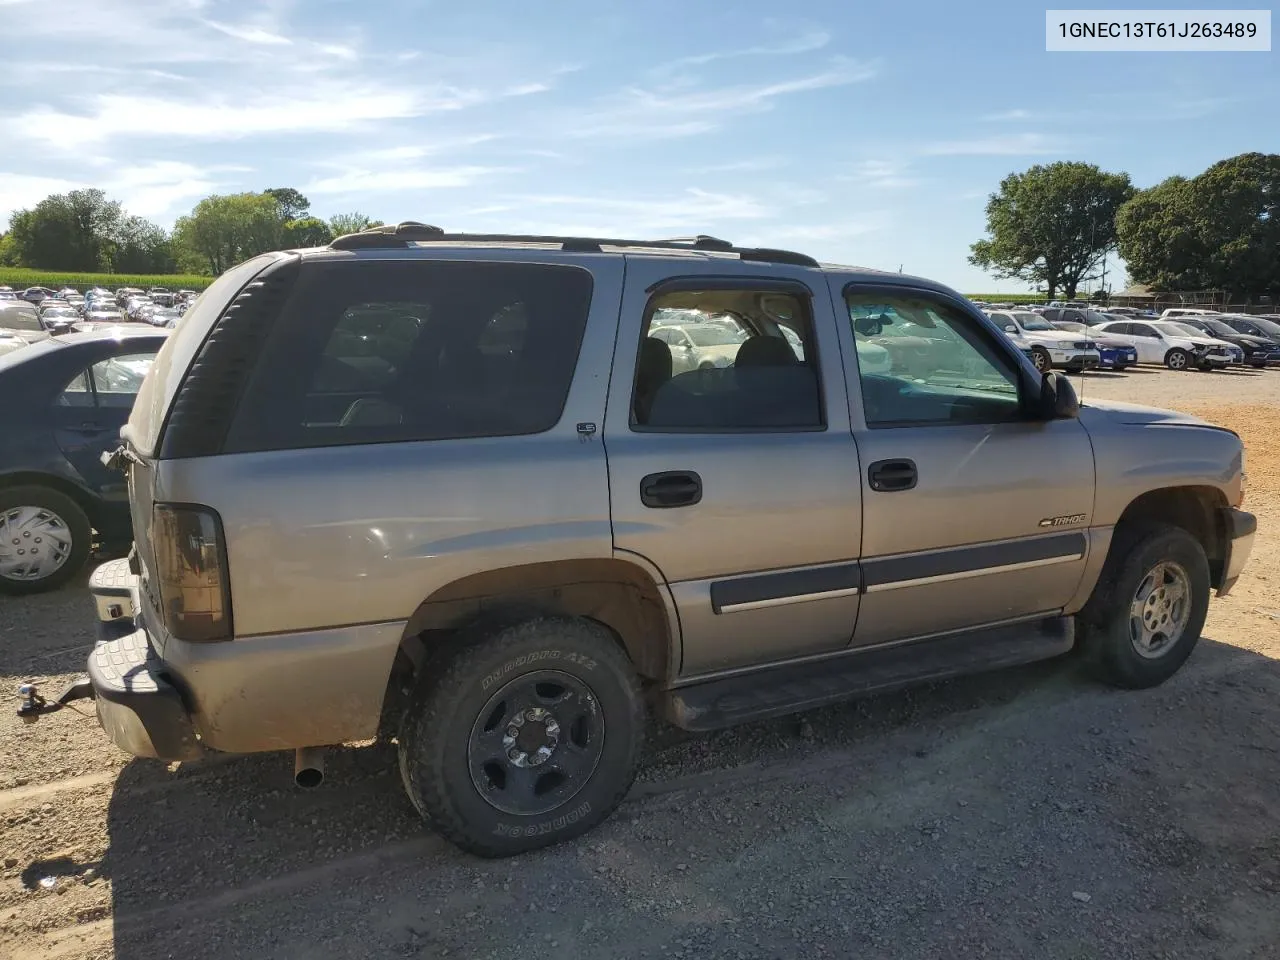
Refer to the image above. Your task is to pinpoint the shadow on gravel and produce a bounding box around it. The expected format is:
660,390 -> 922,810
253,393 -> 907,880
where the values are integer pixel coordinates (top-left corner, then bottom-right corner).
99,637 -> 1278,959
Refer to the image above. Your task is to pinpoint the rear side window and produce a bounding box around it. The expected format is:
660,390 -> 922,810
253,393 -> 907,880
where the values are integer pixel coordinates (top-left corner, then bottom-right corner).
225,260 -> 593,452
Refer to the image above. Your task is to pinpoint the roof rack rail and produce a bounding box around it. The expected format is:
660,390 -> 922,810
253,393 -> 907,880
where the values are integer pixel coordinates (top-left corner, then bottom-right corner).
329,225 -> 819,267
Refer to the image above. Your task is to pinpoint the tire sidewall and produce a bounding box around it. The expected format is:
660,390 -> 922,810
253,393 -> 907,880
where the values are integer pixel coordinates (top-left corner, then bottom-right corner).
1084,525 -> 1210,688
0,485 -> 91,595
404,619 -> 642,856
1165,349 -> 1189,370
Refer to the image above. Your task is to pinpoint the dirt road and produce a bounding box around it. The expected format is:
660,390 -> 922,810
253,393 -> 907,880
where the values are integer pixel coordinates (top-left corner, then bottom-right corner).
2,366 -> 1278,959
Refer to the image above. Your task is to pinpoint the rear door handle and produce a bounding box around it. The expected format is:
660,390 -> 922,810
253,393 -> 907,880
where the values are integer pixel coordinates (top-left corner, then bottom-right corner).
867,458 -> 917,492
640,471 -> 703,508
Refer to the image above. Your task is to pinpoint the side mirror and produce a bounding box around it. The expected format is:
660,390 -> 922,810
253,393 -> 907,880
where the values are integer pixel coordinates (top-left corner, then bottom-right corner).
853,316 -> 883,336
1004,324 -> 1018,334
1038,371 -> 1079,420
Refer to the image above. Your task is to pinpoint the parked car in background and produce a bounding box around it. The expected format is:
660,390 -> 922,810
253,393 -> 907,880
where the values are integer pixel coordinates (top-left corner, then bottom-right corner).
21,287 -> 57,304
1092,319 -> 1241,370
1049,320 -> 1137,370
0,301 -> 50,345
1217,314 -> 1280,349
114,287 -> 145,307
1176,316 -> 1280,368
0,328 -> 169,593
649,322 -> 745,372
145,307 -> 181,327
37,306 -> 82,334
985,309 -> 1100,372
1039,306 -> 1115,327
1159,308 -> 1223,320
0,290 -> 16,301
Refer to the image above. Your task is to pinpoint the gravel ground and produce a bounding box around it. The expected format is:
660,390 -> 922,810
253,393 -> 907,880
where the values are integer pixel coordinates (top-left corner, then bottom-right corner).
2,365 -> 1279,960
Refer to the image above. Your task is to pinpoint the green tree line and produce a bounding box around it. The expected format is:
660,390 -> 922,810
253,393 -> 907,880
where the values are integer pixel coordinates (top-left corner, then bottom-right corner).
0,187 -> 382,277
970,152 -> 1280,303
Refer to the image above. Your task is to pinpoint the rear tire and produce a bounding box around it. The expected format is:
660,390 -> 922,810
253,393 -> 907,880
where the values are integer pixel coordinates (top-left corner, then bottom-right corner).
1164,349 -> 1190,371
398,616 -> 644,857
0,486 -> 91,595
1077,523 -> 1210,689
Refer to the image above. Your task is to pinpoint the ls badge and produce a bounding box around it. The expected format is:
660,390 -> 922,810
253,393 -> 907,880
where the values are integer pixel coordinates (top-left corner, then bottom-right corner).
1039,514 -> 1087,528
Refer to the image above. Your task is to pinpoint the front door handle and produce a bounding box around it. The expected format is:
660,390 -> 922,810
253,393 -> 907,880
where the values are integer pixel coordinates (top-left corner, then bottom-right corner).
640,471 -> 703,508
867,458 -> 917,492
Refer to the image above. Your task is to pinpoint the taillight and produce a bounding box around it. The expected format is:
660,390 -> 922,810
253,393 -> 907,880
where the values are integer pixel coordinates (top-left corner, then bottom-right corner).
152,503 -> 232,642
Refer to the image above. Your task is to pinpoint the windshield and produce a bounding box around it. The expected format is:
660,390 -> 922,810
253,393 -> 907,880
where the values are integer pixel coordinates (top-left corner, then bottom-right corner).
1246,317 -> 1280,338
1013,312 -> 1053,331
1200,319 -> 1237,336
685,326 -> 743,347
0,308 -> 42,331
1157,322 -> 1207,338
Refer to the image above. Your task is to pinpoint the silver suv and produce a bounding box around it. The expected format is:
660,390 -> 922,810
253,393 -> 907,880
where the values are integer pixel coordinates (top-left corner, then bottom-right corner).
42,224 -> 1255,857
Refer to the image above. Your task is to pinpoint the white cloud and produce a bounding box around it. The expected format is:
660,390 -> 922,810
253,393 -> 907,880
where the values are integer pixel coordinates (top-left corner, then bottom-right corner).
305,166 -> 510,195
0,172 -> 81,226
571,58 -> 878,139
12,85 -> 435,144
920,133 -> 1064,156
203,19 -> 292,45
474,189 -> 773,237
688,157 -> 786,174
841,159 -> 920,189
317,43 -> 358,60
981,108 -> 1034,122
658,30 -> 831,70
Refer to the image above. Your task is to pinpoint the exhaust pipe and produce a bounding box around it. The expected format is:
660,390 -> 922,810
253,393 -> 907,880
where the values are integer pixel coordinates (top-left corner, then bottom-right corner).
294,746 -> 325,788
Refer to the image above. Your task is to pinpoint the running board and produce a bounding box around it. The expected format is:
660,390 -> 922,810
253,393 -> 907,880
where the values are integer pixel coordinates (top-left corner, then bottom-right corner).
662,617 -> 1074,732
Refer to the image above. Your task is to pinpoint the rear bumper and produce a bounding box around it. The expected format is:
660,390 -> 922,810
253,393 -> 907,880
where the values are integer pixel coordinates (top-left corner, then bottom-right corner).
1217,508 -> 1257,597
86,558 -> 201,761
85,558 -> 402,756
89,619 -> 203,761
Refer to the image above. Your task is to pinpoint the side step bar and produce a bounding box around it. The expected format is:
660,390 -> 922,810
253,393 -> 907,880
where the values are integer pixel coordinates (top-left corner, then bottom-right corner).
662,617 -> 1074,732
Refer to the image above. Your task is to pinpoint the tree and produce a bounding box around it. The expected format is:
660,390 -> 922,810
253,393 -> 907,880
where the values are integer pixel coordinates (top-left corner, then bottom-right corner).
108,215 -> 173,273
0,233 -> 18,266
7,188 -> 124,271
328,212 -> 382,237
173,192 -> 283,275
264,187 -> 311,221
969,163 -> 1135,299
1117,153 -> 1280,302
283,216 -> 333,248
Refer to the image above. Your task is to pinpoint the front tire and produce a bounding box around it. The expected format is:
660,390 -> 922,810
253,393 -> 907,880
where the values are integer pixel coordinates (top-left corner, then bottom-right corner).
1165,348 -> 1190,371
0,486 -> 91,595
1029,347 -> 1051,372
398,616 -> 644,857
1077,523 -> 1210,689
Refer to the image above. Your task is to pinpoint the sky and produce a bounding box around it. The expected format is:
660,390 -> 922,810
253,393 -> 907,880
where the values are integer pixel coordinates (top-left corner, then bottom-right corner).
0,0 -> 1276,292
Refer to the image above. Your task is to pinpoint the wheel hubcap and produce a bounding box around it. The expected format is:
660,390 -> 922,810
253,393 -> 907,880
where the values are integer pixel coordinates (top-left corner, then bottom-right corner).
1033,352 -> 1048,371
468,670 -> 604,816
0,506 -> 73,582
1170,353 -> 1186,369
1129,561 -> 1191,659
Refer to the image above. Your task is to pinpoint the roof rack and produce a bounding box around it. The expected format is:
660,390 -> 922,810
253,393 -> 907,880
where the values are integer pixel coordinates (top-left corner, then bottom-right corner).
329,222 -> 819,267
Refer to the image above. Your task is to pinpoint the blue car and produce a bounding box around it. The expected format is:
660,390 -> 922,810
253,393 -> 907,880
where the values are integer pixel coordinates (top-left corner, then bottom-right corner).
0,327 -> 168,593
1052,321 -> 1136,370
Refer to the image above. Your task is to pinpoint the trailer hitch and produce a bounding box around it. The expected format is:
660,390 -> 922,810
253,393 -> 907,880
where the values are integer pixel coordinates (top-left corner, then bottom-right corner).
17,680 -> 94,723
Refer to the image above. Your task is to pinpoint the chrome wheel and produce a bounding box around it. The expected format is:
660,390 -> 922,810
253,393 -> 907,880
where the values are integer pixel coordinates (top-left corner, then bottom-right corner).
1129,561 -> 1190,659
0,505 -> 75,582
1166,350 -> 1188,370
1031,349 -> 1049,372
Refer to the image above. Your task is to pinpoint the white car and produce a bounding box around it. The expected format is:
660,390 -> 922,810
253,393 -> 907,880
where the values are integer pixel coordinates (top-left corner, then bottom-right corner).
1092,320 -> 1243,370
1159,308 -> 1223,320
985,310 -> 1100,373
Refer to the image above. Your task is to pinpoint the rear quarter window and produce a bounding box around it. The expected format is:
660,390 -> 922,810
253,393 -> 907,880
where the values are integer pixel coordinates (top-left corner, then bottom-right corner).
223,259 -> 594,452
